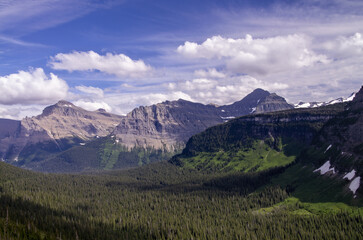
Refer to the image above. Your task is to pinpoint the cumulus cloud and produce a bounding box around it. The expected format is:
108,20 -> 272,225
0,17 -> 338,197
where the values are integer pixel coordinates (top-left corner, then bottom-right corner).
177,34 -> 330,76
75,85 -> 104,98
73,100 -> 112,112
324,32 -> 363,57
49,51 -> 152,78
0,68 -> 68,105
194,68 -> 226,78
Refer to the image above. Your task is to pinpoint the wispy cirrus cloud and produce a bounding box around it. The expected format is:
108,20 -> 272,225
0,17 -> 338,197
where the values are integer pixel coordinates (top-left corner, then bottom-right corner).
0,0 -> 124,46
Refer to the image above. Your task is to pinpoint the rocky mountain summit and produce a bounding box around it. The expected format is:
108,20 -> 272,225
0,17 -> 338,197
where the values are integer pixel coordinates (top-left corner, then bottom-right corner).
0,100 -> 123,162
218,88 -> 293,118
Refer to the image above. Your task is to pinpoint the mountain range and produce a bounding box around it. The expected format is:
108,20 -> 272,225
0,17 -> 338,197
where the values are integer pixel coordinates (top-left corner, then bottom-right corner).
0,88 -> 294,171
0,87 -> 358,173
294,92 -> 356,108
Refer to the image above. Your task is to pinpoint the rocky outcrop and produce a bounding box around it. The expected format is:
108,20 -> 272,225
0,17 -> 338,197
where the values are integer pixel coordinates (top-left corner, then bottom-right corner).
113,99 -> 223,149
218,88 -> 270,117
254,93 -> 294,113
218,88 -> 293,117
0,119 -> 20,139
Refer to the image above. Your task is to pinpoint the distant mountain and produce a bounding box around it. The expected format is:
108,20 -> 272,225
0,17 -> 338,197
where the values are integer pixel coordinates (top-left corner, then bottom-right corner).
0,100 -> 123,165
218,88 -> 293,119
295,92 -> 356,109
0,89 -> 295,172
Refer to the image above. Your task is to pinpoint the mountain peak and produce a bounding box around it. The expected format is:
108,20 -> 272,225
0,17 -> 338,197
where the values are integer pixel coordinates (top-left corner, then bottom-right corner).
251,88 -> 270,95
55,100 -> 75,107
96,108 -> 107,113
353,86 -> 363,103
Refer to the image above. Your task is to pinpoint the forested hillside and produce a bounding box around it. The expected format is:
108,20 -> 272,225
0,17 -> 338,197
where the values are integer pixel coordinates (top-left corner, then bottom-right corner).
0,161 -> 362,239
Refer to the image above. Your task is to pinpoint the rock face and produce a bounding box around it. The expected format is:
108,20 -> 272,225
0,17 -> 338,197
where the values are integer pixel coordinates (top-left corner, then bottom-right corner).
26,100 -> 123,141
254,93 -> 294,113
113,99 -> 223,149
218,88 -> 293,117
0,101 -> 123,162
0,119 -> 20,139
113,90 -> 294,150
218,88 -> 270,117
317,86 -> 363,156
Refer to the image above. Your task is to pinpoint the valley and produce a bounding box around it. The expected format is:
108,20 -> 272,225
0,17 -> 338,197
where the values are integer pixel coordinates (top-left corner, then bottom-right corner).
0,87 -> 362,239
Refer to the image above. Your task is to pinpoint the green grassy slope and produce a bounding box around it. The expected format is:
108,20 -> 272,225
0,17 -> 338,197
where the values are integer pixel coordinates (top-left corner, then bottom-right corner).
179,139 -> 304,172
28,136 -> 181,172
171,104 -> 345,172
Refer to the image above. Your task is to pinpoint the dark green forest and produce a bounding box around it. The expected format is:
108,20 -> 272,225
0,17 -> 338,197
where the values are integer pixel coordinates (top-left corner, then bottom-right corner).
0,160 -> 362,240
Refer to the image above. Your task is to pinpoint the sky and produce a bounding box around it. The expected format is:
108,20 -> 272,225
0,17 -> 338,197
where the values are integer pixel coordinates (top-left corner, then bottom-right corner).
0,0 -> 362,119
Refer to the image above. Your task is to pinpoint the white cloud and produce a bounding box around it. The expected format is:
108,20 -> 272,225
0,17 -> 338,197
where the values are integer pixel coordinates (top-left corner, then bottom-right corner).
75,85 -> 104,98
324,32 -> 363,57
0,104 -> 45,120
49,51 -> 152,78
73,100 -> 112,112
178,34 -> 330,76
194,68 -> 226,78
0,68 -> 68,105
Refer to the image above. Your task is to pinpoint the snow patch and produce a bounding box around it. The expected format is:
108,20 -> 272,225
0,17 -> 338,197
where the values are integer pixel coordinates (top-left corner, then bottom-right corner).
343,170 -> 356,181
329,99 -> 341,105
344,92 -> 356,102
221,109 -> 225,112
257,99 -> 260,104
115,139 -> 119,143
80,143 -> 86,146
324,144 -> 332,153
313,161 -> 335,175
221,116 -> 235,119
250,107 -> 256,113
295,102 -> 311,108
349,177 -> 360,195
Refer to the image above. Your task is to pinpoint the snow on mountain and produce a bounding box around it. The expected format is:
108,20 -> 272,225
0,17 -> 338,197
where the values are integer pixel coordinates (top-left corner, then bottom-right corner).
294,92 -> 356,109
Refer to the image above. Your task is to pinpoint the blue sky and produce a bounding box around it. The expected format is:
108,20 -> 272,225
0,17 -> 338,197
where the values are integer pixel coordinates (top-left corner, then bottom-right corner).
0,0 -> 362,119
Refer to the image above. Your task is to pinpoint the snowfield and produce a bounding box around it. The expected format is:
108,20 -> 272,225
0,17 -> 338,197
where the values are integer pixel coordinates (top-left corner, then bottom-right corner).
349,177 -> 361,195
343,170 -> 356,181
313,161 -> 335,175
